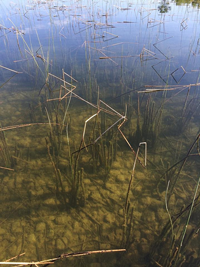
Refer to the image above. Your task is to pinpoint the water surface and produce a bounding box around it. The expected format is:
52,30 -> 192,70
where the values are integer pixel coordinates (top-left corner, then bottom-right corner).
0,0 -> 200,266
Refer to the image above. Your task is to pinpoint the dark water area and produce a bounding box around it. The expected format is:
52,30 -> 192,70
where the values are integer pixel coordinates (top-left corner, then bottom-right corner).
0,0 -> 200,266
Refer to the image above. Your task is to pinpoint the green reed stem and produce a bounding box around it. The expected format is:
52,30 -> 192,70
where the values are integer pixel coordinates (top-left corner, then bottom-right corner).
165,180 -> 174,244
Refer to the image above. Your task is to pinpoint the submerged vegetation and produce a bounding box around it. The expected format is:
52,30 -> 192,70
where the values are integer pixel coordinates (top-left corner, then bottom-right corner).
0,0 -> 200,266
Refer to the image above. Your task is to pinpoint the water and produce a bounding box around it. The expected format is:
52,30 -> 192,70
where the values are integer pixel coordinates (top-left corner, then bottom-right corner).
0,0 -> 200,266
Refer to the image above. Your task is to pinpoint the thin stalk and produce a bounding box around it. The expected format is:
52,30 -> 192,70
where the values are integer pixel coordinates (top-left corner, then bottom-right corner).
165,180 -> 174,243
175,176 -> 200,265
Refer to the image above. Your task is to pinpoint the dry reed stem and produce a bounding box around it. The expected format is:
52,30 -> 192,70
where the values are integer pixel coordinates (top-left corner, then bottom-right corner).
46,71 -> 78,101
181,66 -> 186,73
141,13 -> 151,20
140,47 -> 158,61
48,73 -> 76,89
73,99 -> 126,155
89,46 -> 118,65
0,65 -> 22,74
102,31 -> 118,37
1,261 -> 54,265
143,48 -> 156,56
63,71 -> 78,83
147,21 -> 163,28
81,100 -> 125,149
0,166 -> 14,171
138,82 -> 200,93
12,156 -> 32,165
57,86 -> 118,117
82,111 -> 100,148
74,25 -> 92,34
59,27 -> 67,39
102,42 -> 126,49
115,105 -> 137,157
47,85 -> 76,102
0,123 -> 61,132
97,50 -> 118,65
47,72 -> 129,155
113,5 -> 131,10
100,100 -> 123,118
2,249 -> 125,266
117,117 -> 146,168
100,55 -> 138,59
117,21 -> 135,23
13,59 -> 29,63
6,253 -> 25,262
94,117 -> 124,143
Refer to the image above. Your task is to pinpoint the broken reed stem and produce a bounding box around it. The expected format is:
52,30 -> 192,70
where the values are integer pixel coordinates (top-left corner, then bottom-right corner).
117,113 -> 146,168
0,249 -> 126,266
48,73 -> 76,89
73,99 -> 126,156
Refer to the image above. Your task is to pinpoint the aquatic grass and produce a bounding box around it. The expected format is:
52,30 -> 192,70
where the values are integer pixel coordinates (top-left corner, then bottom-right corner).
69,154 -> 86,207
173,176 -> 200,266
150,133 -> 200,266
138,83 -> 200,138
151,184 -> 200,267
0,130 -> 13,169
167,133 -> 200,198
45,137 -> 67,209
8,19 -> 40,68
164,180 -> 175,258
42,71 -> 136,205
0,73 -> 18,89
0,1 -> 200,265
122,142 -> 147,248
130,94 -> 162,149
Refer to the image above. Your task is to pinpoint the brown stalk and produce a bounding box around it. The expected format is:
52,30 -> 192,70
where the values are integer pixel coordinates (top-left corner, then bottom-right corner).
0,65 -> 22,74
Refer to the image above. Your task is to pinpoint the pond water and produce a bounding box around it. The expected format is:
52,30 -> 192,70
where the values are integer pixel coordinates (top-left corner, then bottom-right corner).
0,0 -> 200,266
